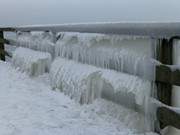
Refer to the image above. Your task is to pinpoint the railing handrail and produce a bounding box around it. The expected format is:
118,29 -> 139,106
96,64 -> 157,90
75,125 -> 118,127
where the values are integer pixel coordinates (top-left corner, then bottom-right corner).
2,22 -> 180,37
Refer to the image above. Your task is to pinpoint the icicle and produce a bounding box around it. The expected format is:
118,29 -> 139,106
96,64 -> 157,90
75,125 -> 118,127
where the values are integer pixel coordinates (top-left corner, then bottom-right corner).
12,47 -> 52,76
55,32 -> 154,80
50,57 -> 155,133
50,57 -> 104,104
101,69 -> 151,108
15,32 -> 55,57
50,57 -> 153,108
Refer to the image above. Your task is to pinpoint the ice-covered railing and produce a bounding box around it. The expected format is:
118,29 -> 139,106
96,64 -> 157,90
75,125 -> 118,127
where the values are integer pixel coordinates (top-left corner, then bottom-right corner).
50,57 -> 152,108
101,68 -> 152,109
2,22 -> 180,37
11,31 -> 157,80
12,47 -> 52,76
55,32 -> 156,80
1,22 -> 180,133
14,32 -> 55,57
50,57 -> 103,104
50,57 -> 156,132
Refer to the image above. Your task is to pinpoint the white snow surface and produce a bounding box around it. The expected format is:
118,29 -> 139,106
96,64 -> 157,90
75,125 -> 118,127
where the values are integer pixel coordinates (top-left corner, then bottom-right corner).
0,61 -> 158,135
12,47 -> 51,76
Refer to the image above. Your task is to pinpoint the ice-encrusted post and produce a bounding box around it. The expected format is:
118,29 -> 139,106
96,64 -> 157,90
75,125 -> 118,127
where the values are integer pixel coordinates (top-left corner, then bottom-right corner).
156,38 -> 173,129
0,31 -> 5,61
156,38 -> 172,106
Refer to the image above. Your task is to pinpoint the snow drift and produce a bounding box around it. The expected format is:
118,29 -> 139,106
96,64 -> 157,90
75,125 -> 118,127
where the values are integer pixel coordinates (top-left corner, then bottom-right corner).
12,47 -> 52,76
50,57 -> 103,104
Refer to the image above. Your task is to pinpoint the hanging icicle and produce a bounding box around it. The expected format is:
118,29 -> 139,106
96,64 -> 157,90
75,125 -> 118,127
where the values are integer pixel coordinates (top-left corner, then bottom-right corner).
50,57 -> 104,104
12,47 -> 52,76
55,32 -> 156,80
15,31 -> 55,57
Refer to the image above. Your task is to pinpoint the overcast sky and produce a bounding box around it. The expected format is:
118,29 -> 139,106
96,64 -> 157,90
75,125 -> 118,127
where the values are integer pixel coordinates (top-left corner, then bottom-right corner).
0,0 -> 180,26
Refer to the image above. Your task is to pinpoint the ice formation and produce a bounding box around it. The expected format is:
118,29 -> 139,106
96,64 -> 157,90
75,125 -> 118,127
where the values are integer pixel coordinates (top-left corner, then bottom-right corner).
0,60 -> 158,135
50,57 -> 152,107
49,57 -> 155,132
100,68 -> 155,132
12,31 -> 157,133
101,69 -> 152,108
15,32 -> 55,57
12,47 -> 52,76
55,32 -> 155,79
50,57 -> 103,104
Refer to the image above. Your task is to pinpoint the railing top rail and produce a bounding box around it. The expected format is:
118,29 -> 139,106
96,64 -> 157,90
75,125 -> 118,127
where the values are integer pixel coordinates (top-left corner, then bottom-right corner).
1,22 -> 180,37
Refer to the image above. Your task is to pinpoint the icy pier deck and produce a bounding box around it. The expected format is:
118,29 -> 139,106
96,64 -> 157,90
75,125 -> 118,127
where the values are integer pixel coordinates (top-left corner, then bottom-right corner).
0,61 -> 157,135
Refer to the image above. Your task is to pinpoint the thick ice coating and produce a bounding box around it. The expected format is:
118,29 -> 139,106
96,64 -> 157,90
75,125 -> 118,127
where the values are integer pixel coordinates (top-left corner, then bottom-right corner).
12,47 -> 52,76
15,32 -> 55,56
50,57 -> 103,104
50,57 -> 151,107
101,69 -> 152,108
55,32 -> 155,79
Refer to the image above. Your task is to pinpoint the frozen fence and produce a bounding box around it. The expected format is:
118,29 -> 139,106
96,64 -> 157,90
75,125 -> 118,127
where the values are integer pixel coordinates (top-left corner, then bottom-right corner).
55,32 -> 155,80
50,57 -> 152,109
10,32 -> 157,80
101,69 -> 152,109
1,22 -> 180,133
12,47 -> 52,76
50,57 -> 103,104
15,32 -> 55,57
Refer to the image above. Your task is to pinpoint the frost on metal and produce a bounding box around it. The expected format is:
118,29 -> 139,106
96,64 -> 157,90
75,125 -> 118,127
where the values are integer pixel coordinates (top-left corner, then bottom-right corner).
50,57 -> 103,104
55,32 -> 155,79
15,32 -> 55,57
12,47 -> 52,76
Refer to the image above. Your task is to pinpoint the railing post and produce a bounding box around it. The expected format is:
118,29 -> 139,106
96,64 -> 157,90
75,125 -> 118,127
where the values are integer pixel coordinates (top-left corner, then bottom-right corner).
156,38 -> 172,105
0,31 -> 5,61
156,38 -> 172,129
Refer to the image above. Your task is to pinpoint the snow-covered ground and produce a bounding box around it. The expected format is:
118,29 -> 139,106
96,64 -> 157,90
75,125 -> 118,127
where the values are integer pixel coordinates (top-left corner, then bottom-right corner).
0,61 -> 157,135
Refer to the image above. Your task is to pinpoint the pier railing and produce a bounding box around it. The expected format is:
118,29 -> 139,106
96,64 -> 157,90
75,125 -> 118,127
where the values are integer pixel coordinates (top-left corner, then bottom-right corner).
1,22 -> 180,132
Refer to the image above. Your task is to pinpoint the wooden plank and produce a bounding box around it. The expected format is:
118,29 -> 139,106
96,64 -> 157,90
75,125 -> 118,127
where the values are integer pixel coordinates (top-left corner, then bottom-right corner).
0,31 -> 5,61
157,107 -> 180,129
156,65 -> 180,86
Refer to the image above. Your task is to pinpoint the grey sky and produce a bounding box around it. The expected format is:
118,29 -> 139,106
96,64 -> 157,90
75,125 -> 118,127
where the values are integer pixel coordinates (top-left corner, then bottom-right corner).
0,0 -> 180,26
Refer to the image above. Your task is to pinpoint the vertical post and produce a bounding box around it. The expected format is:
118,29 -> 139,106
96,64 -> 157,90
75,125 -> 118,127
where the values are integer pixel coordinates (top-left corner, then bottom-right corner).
0,31 -> 5,61
156,38 -> 172,128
